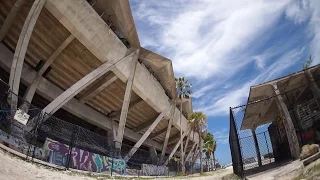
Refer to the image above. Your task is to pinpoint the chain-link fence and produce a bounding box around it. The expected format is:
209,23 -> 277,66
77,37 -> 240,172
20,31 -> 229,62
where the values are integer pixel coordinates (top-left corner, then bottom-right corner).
0,79 -> 208,177
229,77 -> 320,178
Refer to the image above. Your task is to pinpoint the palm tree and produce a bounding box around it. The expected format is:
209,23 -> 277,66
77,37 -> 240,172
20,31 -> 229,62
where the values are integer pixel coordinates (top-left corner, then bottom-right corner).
302,55 -> 313,70
212,139 -> 217,170
188,111 -> 207,174
203,133 -> 217,171
175,77 -> 192,174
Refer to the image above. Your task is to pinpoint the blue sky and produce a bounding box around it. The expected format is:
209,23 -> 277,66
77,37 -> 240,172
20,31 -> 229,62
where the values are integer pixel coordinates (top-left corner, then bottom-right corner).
129,0 -> 320,165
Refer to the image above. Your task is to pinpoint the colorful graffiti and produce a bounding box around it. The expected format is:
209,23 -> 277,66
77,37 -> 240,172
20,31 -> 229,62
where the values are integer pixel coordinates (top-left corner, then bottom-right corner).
0,129 -> 48,160
0,132 -> 168,177
141,164 -> 168,176
45,138 -> 127,175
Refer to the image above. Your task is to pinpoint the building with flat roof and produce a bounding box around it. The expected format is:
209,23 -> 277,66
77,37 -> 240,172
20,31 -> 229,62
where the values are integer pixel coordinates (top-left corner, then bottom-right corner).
230,64 -> 320,177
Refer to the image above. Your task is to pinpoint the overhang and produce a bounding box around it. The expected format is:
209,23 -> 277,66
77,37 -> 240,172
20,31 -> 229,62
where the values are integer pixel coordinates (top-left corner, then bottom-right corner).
242,65 -> 320,130
139,48 -> 176,99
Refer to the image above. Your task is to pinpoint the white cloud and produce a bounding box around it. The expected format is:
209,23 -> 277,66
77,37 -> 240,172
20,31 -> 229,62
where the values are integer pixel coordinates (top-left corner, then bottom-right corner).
285,0 -> 320,64
309,0 -> 320,65
131,0 -> 317,117
285,0 -> 311,24
195,46 -> 306,116
132,0 -> 291,79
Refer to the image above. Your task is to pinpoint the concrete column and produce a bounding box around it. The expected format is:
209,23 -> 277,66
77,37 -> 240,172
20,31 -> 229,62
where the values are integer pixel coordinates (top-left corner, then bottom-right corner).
272,83 -> 300,159
21,34 -> 75,112
185,143 -> 196,162
0,0 -> 27,41
305,70 -> 320,100
160,102 -> 175,164
42,50 -> 139,115
184,131 -> 191,154
9,0 -> 46,111
116,49 -> 139,148
164,127 -> 190,165
252,129 -> 262,167
124,107 -> 169,162
149,147 -> 158,164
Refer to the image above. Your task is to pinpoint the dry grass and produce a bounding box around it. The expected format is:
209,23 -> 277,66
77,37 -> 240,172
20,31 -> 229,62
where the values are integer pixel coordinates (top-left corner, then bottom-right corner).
294,159 -> 320,180
221,173 -> 241,180
300,144 -> 320,160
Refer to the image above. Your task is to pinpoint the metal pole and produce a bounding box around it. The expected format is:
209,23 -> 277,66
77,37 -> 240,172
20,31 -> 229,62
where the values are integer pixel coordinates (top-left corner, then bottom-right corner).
66,126 -> 78,170
264,132 -> 271,164
111,140 -> 115,176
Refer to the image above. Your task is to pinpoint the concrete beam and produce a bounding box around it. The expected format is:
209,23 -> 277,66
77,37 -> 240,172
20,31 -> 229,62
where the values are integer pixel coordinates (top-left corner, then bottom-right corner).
79,73 -> 117,103
9,0 -> 46,110
0,43 -> 165,151
22,34 -> 75,109
44,0 -> 200,144
134,115 -> 159,133
184,131 -> 191,154
116,49 -> 139,145
42,50 -> 139,115
160,104 -> 175,163
0,0 -> 27,41
185,143 -> 196,162
273,83 -> 300,159
124,107 -> 169,162
164,127 -> 190,165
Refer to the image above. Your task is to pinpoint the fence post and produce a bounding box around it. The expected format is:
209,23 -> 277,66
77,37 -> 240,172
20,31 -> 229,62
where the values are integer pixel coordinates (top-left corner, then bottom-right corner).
111,140 -> 115,176
264,132 -> 271,163
66,126 -> 78,170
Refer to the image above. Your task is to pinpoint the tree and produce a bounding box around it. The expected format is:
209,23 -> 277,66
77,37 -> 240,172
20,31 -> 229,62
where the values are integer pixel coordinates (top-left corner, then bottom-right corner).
175,77 -> 192,174
188,111 -> 207,174
302,55 -> 313,70
203,133 -> 217,171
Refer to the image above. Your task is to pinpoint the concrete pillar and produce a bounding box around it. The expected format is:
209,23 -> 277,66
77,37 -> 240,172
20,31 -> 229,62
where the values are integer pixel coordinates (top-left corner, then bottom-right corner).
124,107 -> 169,162
160,102 -> 175,164
305,70 -> 320,100
185,143 -> 196,162
0,0 -> 27,41
184,131 -> 191,154
272,83 -> 300,159
252,129 -> 262,167
116,49 -> 139,148
9,0 -> 46,111
164,127 -> 190,165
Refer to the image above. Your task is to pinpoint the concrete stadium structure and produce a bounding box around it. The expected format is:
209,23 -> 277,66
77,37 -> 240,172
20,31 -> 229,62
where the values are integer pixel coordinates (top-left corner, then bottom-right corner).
0,0 -> 200,164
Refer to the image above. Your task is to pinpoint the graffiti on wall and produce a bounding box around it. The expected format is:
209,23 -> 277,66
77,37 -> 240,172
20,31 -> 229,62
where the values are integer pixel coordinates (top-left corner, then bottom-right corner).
0,129 -> 49,160
45,138 -> 127,175
0,132 -> 167,177
141,164 -> 168,176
